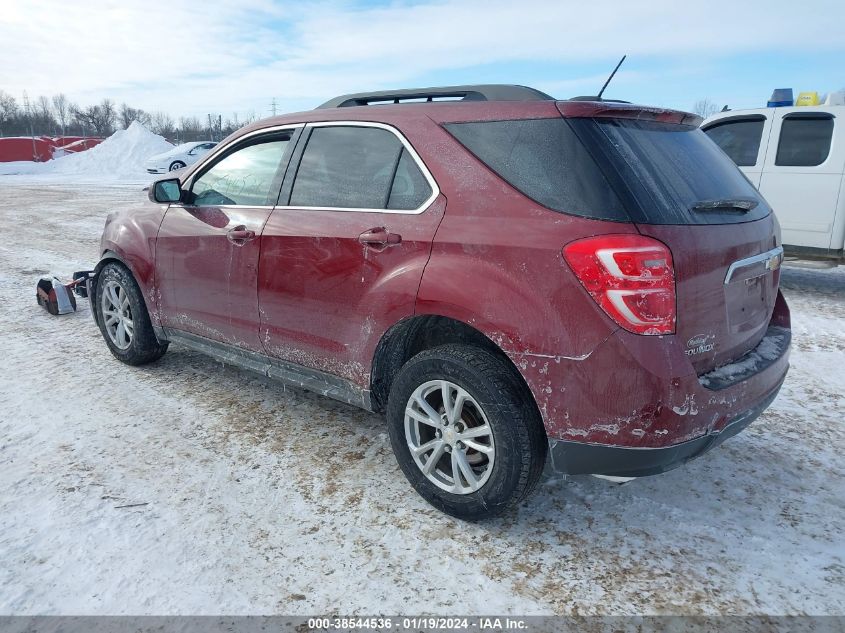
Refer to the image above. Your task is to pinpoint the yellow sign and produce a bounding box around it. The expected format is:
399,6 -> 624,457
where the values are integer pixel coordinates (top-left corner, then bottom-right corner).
796,92 -> 820,106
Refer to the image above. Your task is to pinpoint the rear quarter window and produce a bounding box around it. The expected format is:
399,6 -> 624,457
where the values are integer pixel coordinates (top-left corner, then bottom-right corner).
443,118 -> 629,221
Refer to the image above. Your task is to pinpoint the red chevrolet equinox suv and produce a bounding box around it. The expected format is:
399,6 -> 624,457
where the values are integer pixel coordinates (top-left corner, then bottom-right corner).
92,85 -> 791,519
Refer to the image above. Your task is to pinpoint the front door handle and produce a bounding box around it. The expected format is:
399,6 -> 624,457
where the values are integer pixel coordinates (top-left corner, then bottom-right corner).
358,227 -> 402,249
227,226 -> 256,244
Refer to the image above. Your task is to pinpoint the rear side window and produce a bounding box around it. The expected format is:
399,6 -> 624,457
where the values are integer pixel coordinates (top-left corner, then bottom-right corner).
775,114 -> 834,167
444,119 -> 629,221
574,118 -> 771,225
703,116 -> 765,166
290,126 -> 432,210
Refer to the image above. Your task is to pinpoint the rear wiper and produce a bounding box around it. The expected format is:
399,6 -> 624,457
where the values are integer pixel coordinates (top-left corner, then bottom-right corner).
691,198 -> 759,213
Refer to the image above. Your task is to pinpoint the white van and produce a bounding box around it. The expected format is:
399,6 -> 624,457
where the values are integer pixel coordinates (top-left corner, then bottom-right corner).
702,105 -> 845,264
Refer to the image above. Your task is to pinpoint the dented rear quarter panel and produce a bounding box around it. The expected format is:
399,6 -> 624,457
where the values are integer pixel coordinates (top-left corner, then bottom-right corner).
409,111 -> 630,357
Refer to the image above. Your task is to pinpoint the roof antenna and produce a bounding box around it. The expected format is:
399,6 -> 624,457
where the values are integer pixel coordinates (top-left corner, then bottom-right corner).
596,55 -> 627,100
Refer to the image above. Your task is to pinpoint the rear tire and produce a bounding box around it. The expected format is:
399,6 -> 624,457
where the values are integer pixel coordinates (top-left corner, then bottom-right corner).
96,262 -> 168,366
387,344 -> 546,520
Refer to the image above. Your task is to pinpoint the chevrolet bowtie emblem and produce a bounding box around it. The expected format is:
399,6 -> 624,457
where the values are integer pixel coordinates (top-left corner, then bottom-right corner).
765,253 -> 782,272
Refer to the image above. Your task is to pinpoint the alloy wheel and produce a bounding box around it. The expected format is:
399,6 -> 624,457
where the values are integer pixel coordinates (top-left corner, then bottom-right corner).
100,280 -> 134,350
404,379 -> 495,494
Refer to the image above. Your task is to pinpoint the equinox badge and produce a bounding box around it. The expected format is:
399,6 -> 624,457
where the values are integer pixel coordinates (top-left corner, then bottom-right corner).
685,334 -> 715,356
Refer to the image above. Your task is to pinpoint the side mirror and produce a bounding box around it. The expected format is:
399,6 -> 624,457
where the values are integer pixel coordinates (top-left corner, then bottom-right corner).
150,178 -> 183,203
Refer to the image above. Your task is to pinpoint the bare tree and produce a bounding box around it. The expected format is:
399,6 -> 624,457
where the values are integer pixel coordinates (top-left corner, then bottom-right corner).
99,99 -> 117,134
178,116 -> 204,141
71,105 -> 91,135
66,100 -> 83,135
52,93 -> 69,136
35,96 -> 56,135
693,98 -> 719,119
71,99 -> 118,136
36,96 -> 51,119
0,90 -> 17,135
205,113 -> 223,141
1,91 -> 272,140
150,111 -> 176,138
222,113 -> 243,137
119,103 -> 151,129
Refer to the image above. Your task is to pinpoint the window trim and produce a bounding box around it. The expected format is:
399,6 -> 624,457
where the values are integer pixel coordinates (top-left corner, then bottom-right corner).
277,120 -> 440,215
701,114 -> 767,132
781,111 -> 835,121
177,124 -> 305,209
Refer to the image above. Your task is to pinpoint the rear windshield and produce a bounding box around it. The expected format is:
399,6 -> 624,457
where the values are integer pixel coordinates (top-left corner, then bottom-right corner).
445,117 -> 770,225
573,118 -> 771,225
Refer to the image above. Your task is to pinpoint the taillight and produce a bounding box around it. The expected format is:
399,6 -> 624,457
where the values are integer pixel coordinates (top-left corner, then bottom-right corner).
563,234 -> 676,335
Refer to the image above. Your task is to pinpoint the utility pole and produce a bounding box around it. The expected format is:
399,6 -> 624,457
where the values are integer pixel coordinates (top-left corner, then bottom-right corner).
270,98 -> 277,117
23,91 -> 37,161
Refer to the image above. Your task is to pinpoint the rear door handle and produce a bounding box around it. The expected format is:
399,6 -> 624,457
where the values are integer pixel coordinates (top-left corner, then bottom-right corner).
227,226 -> 256,244
358,227 -> 402,249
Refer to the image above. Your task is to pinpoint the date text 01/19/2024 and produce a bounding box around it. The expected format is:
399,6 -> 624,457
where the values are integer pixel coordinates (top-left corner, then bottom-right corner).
306,616 -> 528,630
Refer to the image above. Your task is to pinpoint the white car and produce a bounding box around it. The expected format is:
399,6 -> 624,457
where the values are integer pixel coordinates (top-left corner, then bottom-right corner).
146,141 -> 218,174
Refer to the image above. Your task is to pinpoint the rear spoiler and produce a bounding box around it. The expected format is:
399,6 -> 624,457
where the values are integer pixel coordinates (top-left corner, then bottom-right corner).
557,101 -> 702,126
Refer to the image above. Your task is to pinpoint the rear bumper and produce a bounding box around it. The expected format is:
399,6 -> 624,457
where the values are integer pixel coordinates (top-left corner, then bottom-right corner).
548,377 -> 783,477
514,290 -> 792,475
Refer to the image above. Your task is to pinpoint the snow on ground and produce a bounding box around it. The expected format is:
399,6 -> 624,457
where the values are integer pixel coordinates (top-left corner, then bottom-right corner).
0,181 -> 843,616
0,123 -> 172,183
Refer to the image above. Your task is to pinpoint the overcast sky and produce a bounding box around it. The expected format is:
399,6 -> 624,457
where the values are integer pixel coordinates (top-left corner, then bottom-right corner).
2,0 -> 843,120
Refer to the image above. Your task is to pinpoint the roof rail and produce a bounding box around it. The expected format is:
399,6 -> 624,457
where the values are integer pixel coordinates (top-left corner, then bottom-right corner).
316,84 -> 555,109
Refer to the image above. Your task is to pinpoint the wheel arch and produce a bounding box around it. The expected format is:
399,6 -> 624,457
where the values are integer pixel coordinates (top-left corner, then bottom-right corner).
370,314 -> 540,421
94,251 -> 159,330
96,249 -> 145,289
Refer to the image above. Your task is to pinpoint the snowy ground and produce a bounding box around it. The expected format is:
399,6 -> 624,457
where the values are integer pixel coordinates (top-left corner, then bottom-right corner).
0,180 -> 843,616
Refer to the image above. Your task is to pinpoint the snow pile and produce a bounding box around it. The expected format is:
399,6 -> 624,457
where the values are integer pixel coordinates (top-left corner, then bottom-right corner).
699,326 -> 790,388
0,122 -> 172,182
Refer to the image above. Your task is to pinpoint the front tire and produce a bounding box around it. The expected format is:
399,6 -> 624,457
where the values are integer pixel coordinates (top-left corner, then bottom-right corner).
96,263 -> 168,365
387,344 -> 547,520
169,160 -> 186,171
